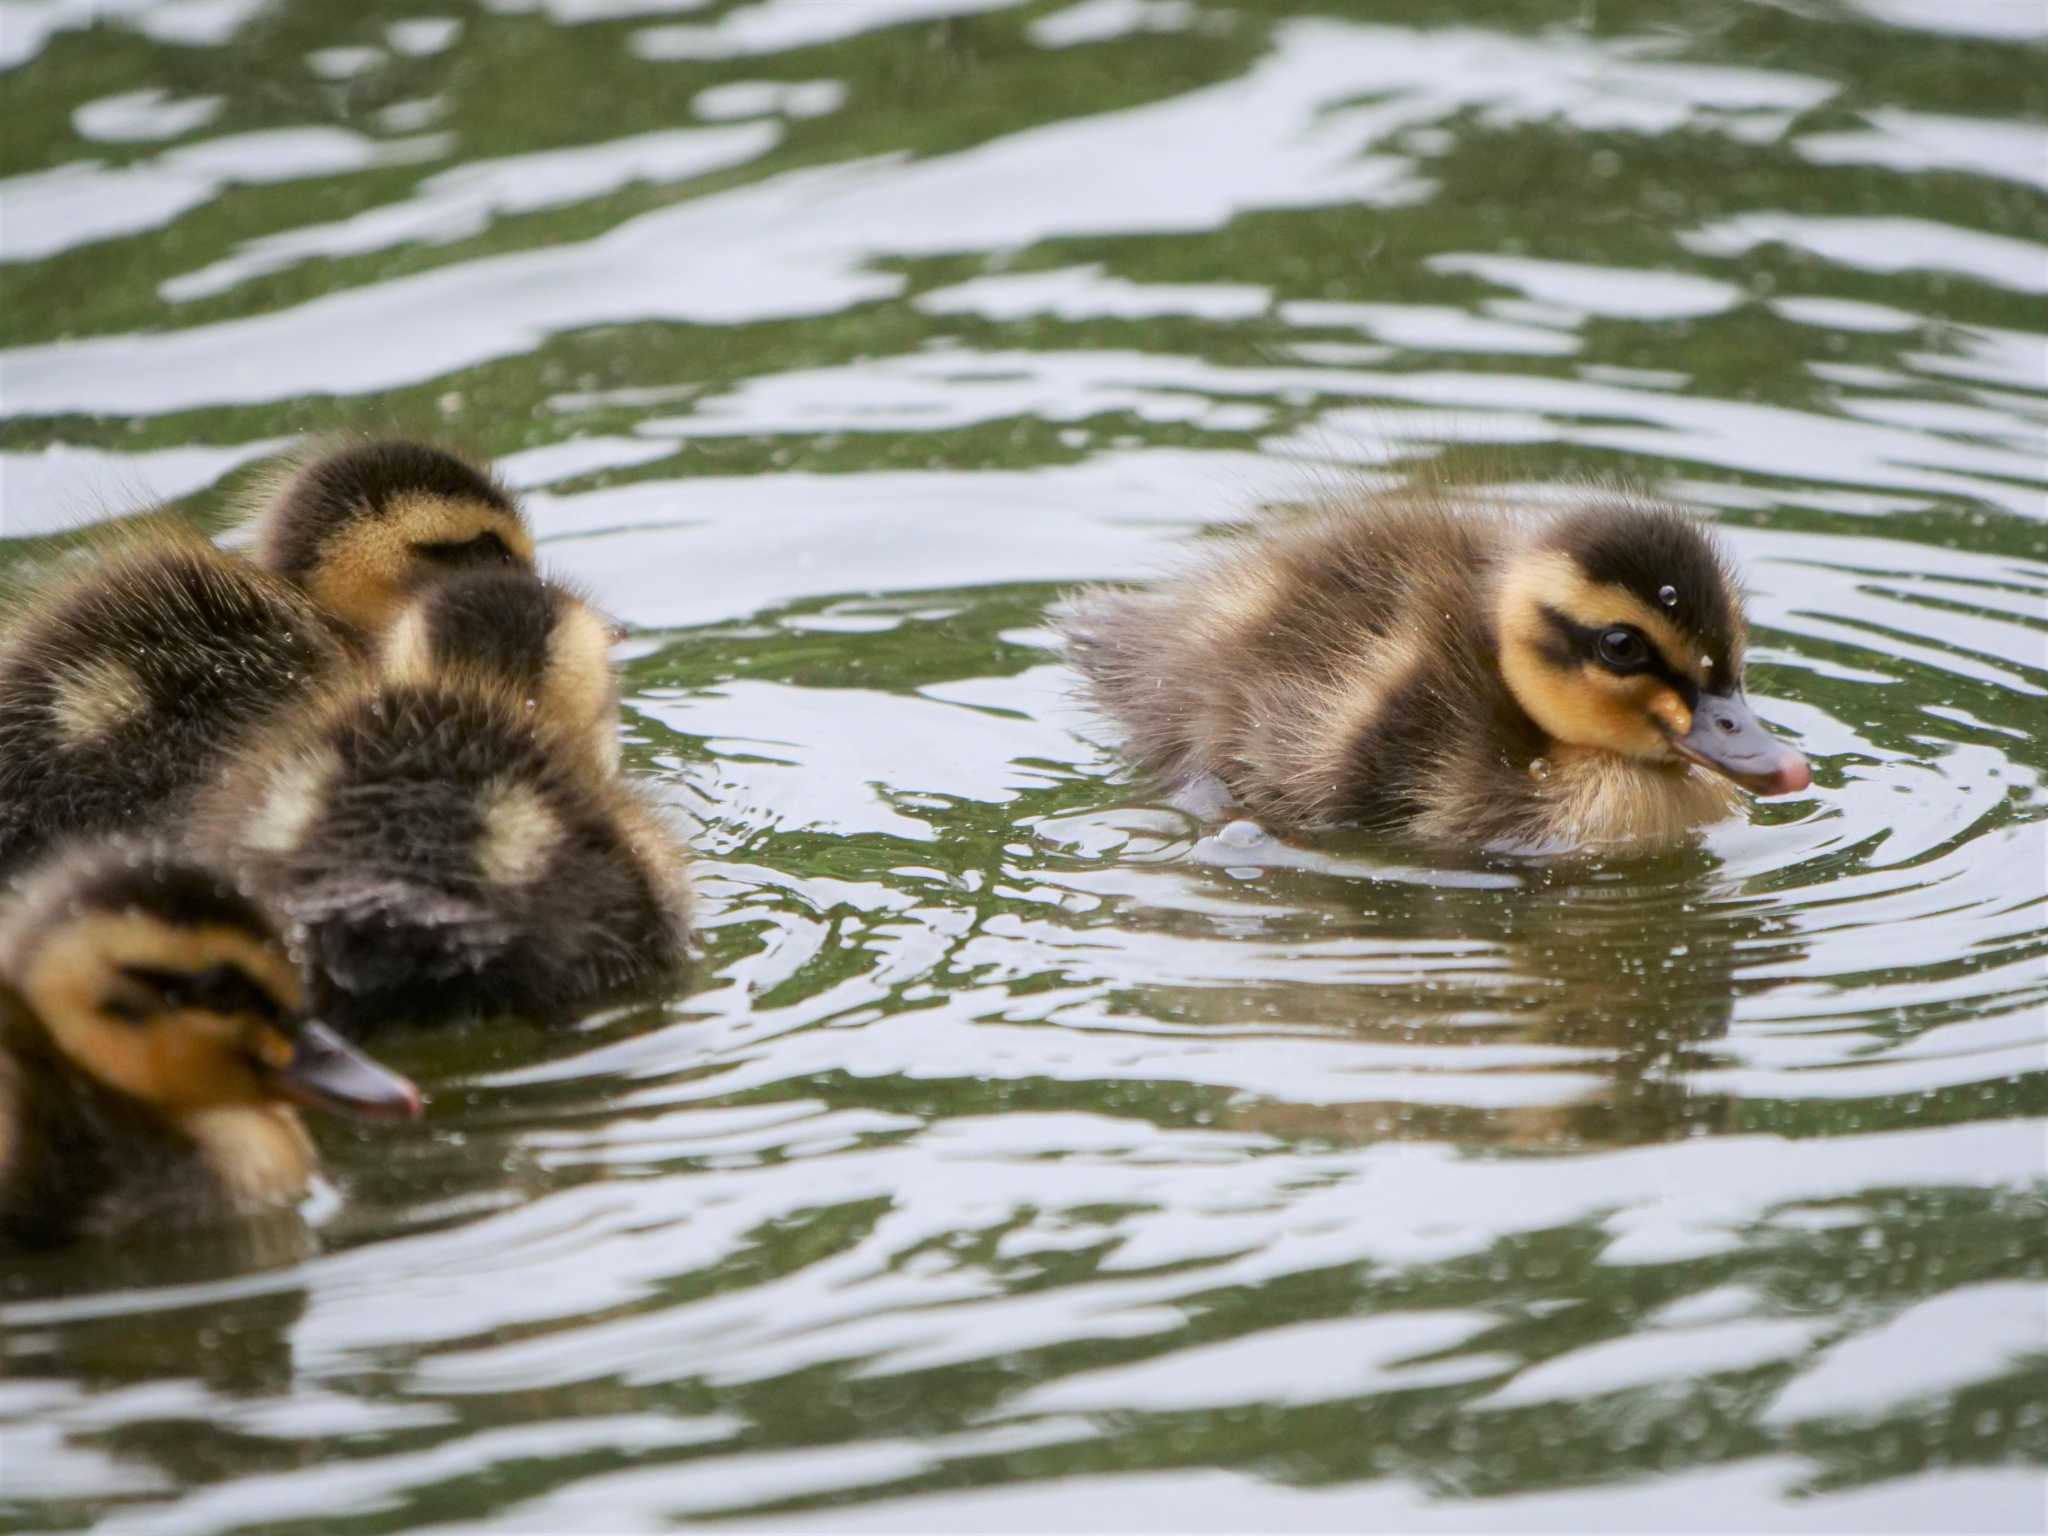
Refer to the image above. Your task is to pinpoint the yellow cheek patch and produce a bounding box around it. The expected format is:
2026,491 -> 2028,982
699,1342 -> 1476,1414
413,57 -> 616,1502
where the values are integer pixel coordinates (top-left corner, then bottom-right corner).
250,1026 -> 297,1072
1646,688 -> 1692,737
309,494 -> 536,635
21,916 -> 303,1109
544,602 -> 623,771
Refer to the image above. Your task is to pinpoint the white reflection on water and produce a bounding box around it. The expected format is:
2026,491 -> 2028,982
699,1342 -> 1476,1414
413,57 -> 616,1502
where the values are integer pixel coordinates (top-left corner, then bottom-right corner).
0,128 -> 447,264
1684,212 -> 2048,296
672,1460 -> 2046,1532
1426,252 -> 1743,320
630,0 -> 1035,60
1760,1282 -> 2048,1425
533,343 -> 2047,518
1797,108 -> 2048,192
71,88 -> 222,143
1029,0 -> 1203,50
0,437 -> 288,537
0,20 -> 1840,414
917,263 -> 1271,321
158,123 -> 782,302
0,0 -> 267,70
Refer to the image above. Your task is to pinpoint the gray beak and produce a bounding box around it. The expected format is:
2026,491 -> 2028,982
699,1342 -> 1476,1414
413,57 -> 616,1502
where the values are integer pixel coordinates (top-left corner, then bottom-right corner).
1672,692 -> 1811,796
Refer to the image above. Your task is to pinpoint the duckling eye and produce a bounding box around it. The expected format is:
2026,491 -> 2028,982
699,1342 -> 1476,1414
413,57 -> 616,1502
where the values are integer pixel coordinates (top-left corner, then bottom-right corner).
1597,628 -> 1650,671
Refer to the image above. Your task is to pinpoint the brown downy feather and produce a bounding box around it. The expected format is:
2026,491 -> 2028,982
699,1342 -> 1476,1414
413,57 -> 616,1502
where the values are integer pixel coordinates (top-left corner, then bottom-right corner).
189,670 -> 693,1034
1062,484 -> 1752,852
0,521 -> 352,881
238,436 -> 536,643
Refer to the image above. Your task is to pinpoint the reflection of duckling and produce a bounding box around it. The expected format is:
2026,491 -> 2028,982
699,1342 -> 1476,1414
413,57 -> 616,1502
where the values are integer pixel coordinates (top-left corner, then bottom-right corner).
379,567 -> 625,776
0,523 -> 351,880
0,841 -> 420,1250
243,438 -> 535,640
190,673 -> 693,1034
1063,488 -> 1810,851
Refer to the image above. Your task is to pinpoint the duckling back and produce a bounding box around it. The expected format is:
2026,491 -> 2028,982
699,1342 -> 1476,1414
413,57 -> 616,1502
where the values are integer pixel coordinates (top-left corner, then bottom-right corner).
191,675 -> 692,1033
1064,494 -> 1527,834
0,528 -> 350,879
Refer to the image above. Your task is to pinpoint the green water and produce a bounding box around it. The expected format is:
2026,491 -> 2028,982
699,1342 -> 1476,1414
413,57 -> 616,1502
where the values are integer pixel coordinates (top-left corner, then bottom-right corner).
0,0 -> 2044,1530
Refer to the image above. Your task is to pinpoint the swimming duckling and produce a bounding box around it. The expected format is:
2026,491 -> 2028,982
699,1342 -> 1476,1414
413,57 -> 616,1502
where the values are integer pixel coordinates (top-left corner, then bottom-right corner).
0,522 -> 353,880
0,840 -> 420,1250
379,566 -> 625,776
242,437 -> 535,641
189,672 -> 693,1034
1062,488 -> 1810,851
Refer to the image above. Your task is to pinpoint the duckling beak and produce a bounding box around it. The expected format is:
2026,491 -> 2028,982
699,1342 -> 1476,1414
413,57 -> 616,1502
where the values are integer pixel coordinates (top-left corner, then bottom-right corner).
272,1022 -> 423,1122
1671,692 -> 1811,796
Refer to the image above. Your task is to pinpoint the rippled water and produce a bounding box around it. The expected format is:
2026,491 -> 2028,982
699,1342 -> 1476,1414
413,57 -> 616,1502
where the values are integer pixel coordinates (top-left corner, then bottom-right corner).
2,0 -> 2045,1530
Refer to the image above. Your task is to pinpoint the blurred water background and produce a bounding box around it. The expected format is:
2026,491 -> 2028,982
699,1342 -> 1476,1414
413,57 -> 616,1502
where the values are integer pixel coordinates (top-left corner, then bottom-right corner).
0,0 -> 2044,1530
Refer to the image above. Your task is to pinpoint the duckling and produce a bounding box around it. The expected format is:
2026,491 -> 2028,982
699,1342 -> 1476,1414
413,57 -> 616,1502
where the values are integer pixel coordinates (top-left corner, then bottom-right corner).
0,840 -> 420,1250
242,437 -> 536,641
378,566 -> 626,777
1061,487 -> 1810,852
188,670 -> 693,1034
0,521 -> 353,880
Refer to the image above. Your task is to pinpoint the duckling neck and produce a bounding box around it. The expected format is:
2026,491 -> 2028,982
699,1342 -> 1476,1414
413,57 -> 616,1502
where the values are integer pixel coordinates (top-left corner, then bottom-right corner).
178,1106 -> 315,1212
0,1040 -> 310,1247
1528,744 -> 1740,847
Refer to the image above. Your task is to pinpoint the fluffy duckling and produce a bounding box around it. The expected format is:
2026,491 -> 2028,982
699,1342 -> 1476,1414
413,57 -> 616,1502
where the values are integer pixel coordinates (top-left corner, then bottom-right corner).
189,670 -> 693,1034
0,522 -> 352,880
379,567 -> 626,777
0,841 -> 420,1250
1062,488 -> 1810,851
243,437 -> 536,641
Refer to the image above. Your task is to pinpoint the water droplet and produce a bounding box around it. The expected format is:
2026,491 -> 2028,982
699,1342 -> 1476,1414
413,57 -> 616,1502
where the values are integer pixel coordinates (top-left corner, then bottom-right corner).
1528,757 -> 1551,782
1658,584 -> 1678,607
1700,655 -> 1713,672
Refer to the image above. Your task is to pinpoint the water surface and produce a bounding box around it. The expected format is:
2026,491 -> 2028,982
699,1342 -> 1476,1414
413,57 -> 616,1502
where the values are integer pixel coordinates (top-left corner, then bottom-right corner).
1,0 -> 2044,1530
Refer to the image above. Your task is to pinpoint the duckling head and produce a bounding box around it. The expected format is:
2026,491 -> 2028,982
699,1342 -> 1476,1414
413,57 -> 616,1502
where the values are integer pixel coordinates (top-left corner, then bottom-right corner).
1494,501 -> 1810,796
1,845 -> 421,1122
378,567 -> 625,774
249,439 -> 536,636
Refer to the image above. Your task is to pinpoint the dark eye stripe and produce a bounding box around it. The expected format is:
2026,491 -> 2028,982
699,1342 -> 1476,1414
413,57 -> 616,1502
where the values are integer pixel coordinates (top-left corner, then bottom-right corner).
413,530 -> 518,568
117,963 -> 286,1023
1538,606 -> 1700,699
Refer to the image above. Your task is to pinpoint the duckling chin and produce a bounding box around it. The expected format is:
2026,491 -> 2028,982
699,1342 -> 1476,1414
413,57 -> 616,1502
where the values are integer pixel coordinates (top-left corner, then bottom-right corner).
190,671 -> 693,1034
241,437 -> 536,641
0,521 -> 352,880
0,841 -> 420,1251
1062,486 -> 1810,853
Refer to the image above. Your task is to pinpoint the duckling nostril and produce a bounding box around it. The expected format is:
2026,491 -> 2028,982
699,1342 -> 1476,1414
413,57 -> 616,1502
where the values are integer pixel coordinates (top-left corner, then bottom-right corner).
1716,715 -> 1737,731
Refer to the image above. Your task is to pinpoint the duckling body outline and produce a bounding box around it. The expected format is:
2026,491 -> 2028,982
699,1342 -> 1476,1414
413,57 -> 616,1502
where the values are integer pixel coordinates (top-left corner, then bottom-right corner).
0,841 -> 418,1250
1063,488 -> 1809,852
0,525 -> 350,881
191,672 -> 692,1034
